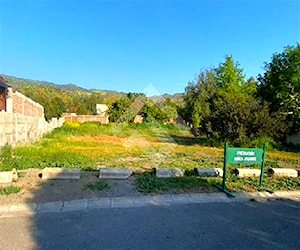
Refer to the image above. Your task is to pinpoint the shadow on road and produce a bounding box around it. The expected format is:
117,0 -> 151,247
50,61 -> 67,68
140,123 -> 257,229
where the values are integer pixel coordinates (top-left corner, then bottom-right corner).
1,185 -> 300,249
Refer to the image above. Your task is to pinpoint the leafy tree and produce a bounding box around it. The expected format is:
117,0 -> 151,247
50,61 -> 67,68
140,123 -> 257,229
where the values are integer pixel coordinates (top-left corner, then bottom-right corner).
183,69 -> 217,129
140,101 -> 168,123
258,43 -> 300,134
182,56 -> 286,144
156,97 -> 178,121
107,93 -> 146,123
216,55 -> 257,99
216,55 -> 245,91
205,95 -> 287,144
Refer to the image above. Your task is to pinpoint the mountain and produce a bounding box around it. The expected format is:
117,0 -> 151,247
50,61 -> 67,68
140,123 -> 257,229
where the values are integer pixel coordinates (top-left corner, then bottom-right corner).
2,74 -> 88,92
1,74 -> 126,119
1,74 -> 184,119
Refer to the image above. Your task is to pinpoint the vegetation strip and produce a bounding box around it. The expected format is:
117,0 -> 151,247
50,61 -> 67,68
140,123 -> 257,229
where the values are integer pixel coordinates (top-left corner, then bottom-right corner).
0,123 -> 299,192
0,185 -> 21,195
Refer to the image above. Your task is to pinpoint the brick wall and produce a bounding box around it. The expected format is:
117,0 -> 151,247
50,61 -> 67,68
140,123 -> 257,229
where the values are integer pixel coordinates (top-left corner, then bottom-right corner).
63,113 -> 109,124
7,88 -> 44,118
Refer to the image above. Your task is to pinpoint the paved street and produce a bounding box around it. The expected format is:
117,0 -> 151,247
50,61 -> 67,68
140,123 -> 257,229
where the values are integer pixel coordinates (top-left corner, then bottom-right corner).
0,198 -> 299,250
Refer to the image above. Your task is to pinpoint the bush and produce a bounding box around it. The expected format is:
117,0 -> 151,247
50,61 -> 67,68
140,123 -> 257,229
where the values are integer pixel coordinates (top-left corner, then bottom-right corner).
197,96 -> 287,146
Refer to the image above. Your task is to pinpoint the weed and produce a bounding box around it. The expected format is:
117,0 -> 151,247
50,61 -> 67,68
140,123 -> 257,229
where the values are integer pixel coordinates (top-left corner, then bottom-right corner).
0,144 -> 13,159
224,172 -> 300,192
135,171 -> 213,193
0,185 -> 21,195
83,180 -> 109,191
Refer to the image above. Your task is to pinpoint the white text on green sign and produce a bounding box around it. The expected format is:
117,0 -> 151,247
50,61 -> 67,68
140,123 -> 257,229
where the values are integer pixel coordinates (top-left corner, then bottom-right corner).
226,148 -> 263,164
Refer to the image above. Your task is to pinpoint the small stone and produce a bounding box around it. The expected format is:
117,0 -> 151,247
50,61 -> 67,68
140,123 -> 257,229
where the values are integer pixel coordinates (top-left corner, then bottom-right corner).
196,168 -> 223,177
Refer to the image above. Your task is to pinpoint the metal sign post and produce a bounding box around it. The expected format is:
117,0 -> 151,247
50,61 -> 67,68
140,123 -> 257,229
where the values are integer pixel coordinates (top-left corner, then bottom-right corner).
215,143 -> 266,197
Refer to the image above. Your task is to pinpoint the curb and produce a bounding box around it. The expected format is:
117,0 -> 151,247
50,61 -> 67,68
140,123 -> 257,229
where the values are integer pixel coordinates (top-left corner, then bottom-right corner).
0,191 -> 299,218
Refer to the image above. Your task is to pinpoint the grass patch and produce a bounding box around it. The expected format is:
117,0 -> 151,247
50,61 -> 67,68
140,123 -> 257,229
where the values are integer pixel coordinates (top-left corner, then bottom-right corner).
0,185 -> 21,195
226,175 -> 300,192
135,171 -> 214,193
82,180 -> 109,191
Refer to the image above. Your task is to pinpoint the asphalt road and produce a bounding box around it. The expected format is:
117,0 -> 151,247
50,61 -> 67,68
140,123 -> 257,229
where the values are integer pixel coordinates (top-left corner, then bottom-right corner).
0,199 -> 299,250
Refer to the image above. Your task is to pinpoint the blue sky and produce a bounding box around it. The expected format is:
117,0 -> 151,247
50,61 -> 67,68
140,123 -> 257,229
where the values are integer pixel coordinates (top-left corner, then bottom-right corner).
0,0 -> 299,95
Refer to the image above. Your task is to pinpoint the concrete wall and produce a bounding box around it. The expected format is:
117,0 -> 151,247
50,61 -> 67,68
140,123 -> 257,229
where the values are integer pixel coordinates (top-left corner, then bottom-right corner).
286,132 -> 300,146
63,113 -> 108,124
0,111 -> 65,147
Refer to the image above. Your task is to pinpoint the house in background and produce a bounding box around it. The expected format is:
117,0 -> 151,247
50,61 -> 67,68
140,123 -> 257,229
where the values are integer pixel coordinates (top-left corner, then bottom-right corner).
96,104 -> 109,116
0,76 -> 8,111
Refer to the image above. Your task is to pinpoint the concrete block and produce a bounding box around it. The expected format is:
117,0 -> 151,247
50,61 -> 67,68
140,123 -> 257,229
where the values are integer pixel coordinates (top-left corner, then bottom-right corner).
156,168 -> 185,178
196,168 -> 223,177
41,167 -> 81,180
233,168 -> 261,177
0,169 -> 18,184
267,168 -> 298,178
99,168 -> 132,179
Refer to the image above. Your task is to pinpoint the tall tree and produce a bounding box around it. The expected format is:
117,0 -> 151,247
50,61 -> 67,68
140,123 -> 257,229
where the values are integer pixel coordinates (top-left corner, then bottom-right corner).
258,44 -> 300,134
216,55 -> 245,95
183,69 -> 217,129
182,56 -> 285,144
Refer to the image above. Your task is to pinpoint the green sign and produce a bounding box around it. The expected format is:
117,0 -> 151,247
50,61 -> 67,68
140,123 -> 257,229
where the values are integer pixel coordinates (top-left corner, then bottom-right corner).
226,147 -> 264,164
215,143 -> 266,196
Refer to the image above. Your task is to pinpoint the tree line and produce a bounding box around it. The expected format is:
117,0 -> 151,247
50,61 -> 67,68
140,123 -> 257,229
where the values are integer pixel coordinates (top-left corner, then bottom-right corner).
181,43 -> 300,146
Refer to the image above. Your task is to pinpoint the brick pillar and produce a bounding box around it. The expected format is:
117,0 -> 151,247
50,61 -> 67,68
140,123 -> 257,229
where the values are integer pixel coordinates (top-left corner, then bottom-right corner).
6,88 -> 13,113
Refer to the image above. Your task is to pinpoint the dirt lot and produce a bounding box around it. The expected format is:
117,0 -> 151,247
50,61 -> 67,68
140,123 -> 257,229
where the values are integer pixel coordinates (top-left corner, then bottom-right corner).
0,169 -> 143,205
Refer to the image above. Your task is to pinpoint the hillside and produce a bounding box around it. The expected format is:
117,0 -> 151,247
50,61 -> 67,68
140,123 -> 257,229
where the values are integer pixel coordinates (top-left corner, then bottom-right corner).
1,74 -> 183,120
2,75 -> 126,120
2,74 -> 123,95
